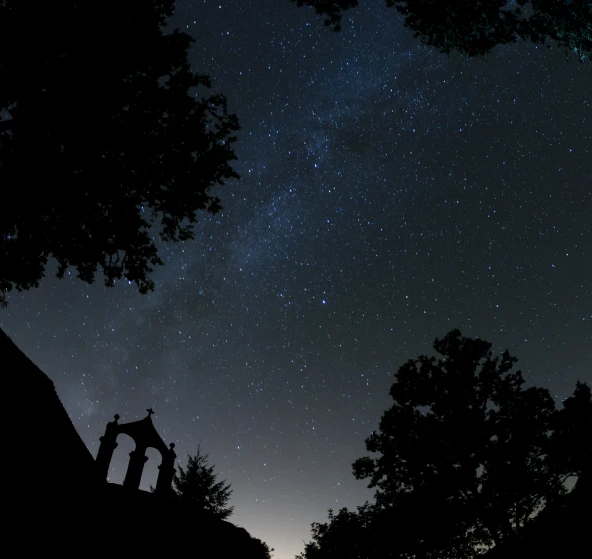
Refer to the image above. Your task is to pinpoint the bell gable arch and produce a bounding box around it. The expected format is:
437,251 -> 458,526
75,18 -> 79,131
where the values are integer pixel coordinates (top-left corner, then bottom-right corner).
95,410 -> 176,495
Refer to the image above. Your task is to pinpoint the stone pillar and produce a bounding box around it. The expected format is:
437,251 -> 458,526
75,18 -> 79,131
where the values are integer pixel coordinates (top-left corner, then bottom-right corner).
155,443 -> 176,496
123,446 -> 148,490
95,414 -> 120,482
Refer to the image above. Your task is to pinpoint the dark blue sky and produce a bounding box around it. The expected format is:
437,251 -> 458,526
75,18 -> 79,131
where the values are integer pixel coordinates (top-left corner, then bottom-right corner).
2,1 -> 591,557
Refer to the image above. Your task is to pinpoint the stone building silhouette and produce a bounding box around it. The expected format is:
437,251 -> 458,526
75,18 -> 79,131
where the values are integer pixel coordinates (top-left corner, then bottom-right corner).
3,328 -> 97,497
3,328 -> 270,558
96,409 -> 176,494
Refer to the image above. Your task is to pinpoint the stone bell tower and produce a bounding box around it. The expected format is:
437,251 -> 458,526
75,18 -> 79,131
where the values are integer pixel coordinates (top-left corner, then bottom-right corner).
95,409 -> 176,495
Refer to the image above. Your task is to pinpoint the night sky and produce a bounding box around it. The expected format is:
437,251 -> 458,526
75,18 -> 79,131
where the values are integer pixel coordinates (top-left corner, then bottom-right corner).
2,1 -> 591,557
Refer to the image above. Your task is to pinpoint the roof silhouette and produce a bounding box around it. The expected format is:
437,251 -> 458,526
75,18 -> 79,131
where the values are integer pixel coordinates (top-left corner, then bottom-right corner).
118,413 -> 171,455
2,327 -> 96,495
3,327 -> 270,558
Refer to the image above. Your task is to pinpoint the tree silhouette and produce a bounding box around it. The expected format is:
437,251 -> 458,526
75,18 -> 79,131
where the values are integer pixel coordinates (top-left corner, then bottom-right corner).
296,504 -> 376,559
352,330 -> 565,556
299,330 -> 590,559
292,1 -> 592,61
477,382 -> 591,558
549,380 -> 592,493
174,445 -> 234,520
0,1 -> 239,307
300,330 -> 592,559
247,538 -> 274,559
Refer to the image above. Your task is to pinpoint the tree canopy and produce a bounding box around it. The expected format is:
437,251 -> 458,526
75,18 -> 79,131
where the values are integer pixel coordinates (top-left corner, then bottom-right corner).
292,1 -> 592,60
173,445 -> 234,520
296,503 -> 376,559
299,330 -> 591,559
0,1 -> 239,307
549,380 -> 592,488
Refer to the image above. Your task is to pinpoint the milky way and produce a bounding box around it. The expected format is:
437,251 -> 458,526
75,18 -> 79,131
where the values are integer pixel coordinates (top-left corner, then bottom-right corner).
2,2 -> 591,557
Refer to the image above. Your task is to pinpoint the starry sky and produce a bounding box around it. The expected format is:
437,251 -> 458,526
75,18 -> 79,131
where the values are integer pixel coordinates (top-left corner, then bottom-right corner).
1,1 -> 591,557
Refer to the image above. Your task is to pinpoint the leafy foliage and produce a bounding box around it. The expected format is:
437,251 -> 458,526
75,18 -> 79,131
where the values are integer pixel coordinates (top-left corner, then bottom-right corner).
174,445 -> 234,520
291,0 -> 359,31
527,0 -> 592,62
352,330 -> 562,554
550,380 -> 592,484
0,1 -> 239,306
296,504 -> 376,559
247,538 -> 274,559
292,0 -> 592,60
299,330 -> 590,559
